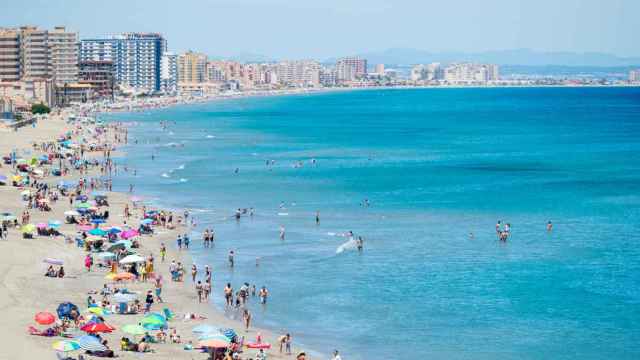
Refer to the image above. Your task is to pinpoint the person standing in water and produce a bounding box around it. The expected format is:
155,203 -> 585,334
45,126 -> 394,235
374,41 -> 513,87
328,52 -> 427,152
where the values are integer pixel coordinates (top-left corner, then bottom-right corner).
547,220 -> 553,232
357,236 -> 364,252
279,226 -> 285,241
315,211 -> 320,225
228,250 -> 235,268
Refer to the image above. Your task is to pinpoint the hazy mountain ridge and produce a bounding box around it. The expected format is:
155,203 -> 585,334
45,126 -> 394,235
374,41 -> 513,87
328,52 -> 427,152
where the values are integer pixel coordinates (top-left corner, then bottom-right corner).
325,48 -> 640,67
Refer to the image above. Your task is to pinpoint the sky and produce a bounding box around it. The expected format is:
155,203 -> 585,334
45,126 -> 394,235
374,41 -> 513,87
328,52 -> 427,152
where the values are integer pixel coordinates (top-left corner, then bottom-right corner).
2,0 -> 639,59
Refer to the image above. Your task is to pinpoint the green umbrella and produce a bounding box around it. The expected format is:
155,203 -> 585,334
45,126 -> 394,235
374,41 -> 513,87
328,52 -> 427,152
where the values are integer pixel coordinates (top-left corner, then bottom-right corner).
75,202 -> 91,209
21,224 -> 36,234
140,313 -> 166,327
122,324 -> 147,335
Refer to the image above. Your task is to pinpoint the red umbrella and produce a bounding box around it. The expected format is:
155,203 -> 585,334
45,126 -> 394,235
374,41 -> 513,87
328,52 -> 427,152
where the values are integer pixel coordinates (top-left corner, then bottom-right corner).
34,312 -> 56,325
80,322 -> 115,333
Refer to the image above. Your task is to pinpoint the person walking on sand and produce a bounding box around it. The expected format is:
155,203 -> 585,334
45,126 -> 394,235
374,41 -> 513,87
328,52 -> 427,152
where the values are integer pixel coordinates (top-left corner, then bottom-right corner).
160,243 -> 166,262
84,254 -> 93,272
196,281 -> 203,303
155,277 -> 164,303
243,309 -> 252,331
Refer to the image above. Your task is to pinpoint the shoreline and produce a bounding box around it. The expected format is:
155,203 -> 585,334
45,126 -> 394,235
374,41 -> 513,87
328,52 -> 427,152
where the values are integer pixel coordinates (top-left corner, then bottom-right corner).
0,115 -> 315,359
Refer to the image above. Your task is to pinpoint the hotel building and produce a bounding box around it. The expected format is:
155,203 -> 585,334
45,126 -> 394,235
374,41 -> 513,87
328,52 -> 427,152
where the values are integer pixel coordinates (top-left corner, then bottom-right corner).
336,57 -> 367,82
81,33 -> 167,91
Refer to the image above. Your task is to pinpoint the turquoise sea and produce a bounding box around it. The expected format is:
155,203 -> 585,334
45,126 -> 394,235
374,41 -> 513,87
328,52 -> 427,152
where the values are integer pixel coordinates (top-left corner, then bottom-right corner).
105,87 -> 640,360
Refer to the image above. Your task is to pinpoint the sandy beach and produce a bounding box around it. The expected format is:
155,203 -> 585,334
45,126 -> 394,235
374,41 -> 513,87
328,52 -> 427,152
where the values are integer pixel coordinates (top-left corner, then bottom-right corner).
0,115 -> 307,360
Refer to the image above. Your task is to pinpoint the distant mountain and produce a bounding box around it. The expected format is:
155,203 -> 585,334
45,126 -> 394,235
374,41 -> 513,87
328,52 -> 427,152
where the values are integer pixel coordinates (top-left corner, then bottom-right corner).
325,48 -> 640,67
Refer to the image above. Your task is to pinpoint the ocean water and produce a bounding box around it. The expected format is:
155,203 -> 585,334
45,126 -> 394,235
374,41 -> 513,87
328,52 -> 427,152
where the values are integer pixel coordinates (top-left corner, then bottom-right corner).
104,87 -> 640,360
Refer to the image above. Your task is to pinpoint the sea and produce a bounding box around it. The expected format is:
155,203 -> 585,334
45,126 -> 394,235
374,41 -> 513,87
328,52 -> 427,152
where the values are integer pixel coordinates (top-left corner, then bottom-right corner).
103,87 -> 640,360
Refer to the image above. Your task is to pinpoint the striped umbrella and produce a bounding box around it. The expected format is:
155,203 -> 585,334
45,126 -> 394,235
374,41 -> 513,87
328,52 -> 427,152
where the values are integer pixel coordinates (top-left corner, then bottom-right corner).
219,328 -> 237,341
52,340 -> 80,352
76,335 -> 107,351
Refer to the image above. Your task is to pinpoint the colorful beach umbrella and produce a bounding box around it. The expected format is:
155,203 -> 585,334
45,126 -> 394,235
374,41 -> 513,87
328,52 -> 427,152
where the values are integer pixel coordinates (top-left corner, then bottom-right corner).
52,340 -> 80,352
80,322 -> 115,333
140,218 -> 153,225
75,335 -> 107,351
77,224 -> 93,231
91,218 -> 106,224
36,223 -> 48,229
86,307 -> 110,316
34,311 -> 56,325
96,252 -> 116,260
48,220 -> 62,228
88,228 -> 107,236
120,229 -> 139,239
21,224 -> 36,234
197,339 -> 230,349
122,324 -> 147,335
75,202 -> 90,209
220,328 -> 237,341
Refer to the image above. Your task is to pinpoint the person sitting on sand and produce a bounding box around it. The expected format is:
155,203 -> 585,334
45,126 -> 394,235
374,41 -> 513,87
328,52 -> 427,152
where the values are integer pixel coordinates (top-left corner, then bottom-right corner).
45,266 -> 56,277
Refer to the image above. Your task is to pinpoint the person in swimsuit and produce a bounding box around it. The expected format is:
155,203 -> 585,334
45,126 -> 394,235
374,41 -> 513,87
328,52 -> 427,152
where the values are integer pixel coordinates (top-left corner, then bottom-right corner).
547,220 -> 553,232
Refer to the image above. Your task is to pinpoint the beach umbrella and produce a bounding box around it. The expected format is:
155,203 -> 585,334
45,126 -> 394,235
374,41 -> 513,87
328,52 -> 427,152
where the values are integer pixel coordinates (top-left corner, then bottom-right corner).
1,212 -> 16,222
21,224 -> 36,234
91,218 -> 106,224
43,258 -> 64,265
86,307 -> 110,316
107,227 -> 122,234
0,175 -> 8,183
75,202 -> 90,209
88,228 -> 107,236
75,336 -> 107,351
197,339 -> 230,349
34,311 -> 56,325
56,302 -> 79,320
198,333 -> 232,342
140,313 -> 166,328
58,180 -> 76,188
219,328 -> 237,341
75,195 -> 88,202
80,322 -> 115,333
48,220 -> 62,228
140,218 -> 153,225
120,229 -> 139,239
96,252 -> 116,260
64,210 -> 80,216
36,223 -> 48,229
76,224 -> 93,231
122,324 -> 147,336
91,191 -> 107,197
119,254 -> 146,264
52,340 -> 80,352
192,325 -> 217,334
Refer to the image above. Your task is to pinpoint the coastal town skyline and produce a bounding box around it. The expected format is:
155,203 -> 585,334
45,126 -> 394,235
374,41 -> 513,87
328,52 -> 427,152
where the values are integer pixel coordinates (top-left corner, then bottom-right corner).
2,0 -> 639,60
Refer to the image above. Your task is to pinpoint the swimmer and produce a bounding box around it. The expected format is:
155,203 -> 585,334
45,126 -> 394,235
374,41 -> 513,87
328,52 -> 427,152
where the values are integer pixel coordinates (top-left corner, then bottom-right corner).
279,226 -> 285,241
315,211 -> 320,225
547,220 -> 553,232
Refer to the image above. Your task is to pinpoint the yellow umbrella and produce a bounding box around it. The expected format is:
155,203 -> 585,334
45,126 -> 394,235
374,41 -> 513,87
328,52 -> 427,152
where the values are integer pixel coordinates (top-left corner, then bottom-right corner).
21,224 -> 36,234
86,307 -> 109,316
12,175 -> 22,182
104,273 -> 117,280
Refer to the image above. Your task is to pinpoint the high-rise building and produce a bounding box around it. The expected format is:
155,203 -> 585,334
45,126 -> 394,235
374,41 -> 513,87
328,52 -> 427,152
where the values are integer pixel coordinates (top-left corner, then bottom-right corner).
0,29 -> 21,82
81,33 -> 166,91
48,26 -> 79,85
206,62 -> 225,83
275,60 -> 320,86
411,63 -> 444,82
0,26 -> 78,85
160,52 -> 178,93
177,51 -> 207,84
336,57 -> 367,82
319,67 -> 337,86
375,63 -> 385,75
630,70 -> 640,83
79,61 -> 114,99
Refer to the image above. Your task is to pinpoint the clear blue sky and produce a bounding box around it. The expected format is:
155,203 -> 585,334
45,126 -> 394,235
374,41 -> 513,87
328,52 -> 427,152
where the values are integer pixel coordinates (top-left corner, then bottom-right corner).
2,0 -> 638,59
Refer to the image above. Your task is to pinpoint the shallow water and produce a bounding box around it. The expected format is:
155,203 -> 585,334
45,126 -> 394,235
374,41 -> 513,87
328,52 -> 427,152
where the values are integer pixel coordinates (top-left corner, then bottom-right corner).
105,87 -> 640,360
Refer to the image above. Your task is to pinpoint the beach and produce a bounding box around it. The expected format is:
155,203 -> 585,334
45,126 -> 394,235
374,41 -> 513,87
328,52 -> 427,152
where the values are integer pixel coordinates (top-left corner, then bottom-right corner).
0,115 -> 303,360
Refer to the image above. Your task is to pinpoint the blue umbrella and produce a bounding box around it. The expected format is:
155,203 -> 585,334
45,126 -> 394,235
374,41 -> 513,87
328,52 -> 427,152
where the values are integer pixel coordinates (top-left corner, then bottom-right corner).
58,180 -> 76,188
140,218 -> 153,225
48,220 -> 62,228
76,195 -> 88,202
0,175 -> 8,183
91,219 -> 106,224
219,328 -> 237,341
39,155 -> 49,161
75,335 -> 106,351
108,228 -> 122,234
88,228 -> 107,236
